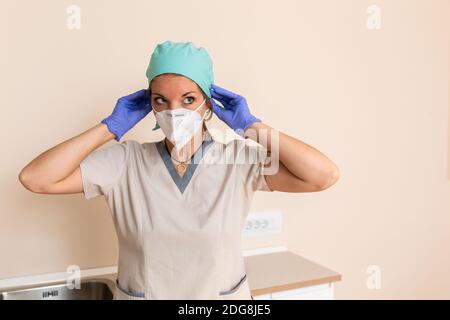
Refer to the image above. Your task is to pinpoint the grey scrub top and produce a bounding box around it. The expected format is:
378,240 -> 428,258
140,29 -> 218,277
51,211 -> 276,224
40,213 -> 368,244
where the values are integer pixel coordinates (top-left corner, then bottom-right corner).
79,127 -> 273,299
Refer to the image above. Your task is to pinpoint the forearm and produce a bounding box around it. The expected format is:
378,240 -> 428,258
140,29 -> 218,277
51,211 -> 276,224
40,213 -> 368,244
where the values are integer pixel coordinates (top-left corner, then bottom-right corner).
19,123 -> 114,187
244,122 -> 339,187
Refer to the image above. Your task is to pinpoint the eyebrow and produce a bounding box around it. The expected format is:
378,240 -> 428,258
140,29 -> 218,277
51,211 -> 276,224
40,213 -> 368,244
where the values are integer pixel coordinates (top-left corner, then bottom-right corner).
152,91 -> 196,98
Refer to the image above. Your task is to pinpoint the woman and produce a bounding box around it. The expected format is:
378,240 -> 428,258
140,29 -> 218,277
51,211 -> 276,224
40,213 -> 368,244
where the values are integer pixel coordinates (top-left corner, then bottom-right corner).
18,41 -> 340,300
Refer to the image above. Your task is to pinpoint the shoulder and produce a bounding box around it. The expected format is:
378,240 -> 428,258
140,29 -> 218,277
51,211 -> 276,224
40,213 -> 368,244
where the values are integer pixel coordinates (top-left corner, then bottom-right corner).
120,139 -> 141,149
228,137 -> 267,158
83,140 -> 131,162
205,137 -> 267,165
120,139 -> 161,152
119,139 -> 163,163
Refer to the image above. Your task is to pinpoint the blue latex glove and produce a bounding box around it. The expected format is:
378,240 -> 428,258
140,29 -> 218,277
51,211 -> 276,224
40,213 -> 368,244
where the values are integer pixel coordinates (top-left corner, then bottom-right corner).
101,89 -> 152,141
209,84 -> 261,136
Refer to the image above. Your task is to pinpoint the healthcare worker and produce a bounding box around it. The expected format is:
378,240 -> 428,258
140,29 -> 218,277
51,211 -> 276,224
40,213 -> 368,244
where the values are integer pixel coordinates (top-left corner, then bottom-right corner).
18,41 -> 340,300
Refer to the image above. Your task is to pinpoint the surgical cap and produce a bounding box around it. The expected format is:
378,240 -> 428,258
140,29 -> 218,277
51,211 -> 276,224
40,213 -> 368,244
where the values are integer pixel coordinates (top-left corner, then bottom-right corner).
146,41 -> 214,99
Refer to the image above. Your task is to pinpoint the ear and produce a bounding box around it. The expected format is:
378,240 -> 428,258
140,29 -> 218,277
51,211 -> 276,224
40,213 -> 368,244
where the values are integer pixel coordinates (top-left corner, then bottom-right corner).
204,99 -> 213,121
206,97 -> 213,109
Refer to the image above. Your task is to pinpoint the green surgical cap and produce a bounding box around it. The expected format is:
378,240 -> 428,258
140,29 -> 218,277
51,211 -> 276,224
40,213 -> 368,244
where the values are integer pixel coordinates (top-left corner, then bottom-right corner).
146,41 -> 214,99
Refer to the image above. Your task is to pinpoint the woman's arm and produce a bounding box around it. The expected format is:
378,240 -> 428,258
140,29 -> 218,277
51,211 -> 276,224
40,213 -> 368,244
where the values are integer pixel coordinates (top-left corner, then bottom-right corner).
19,89 -> 151,196
209,84 -> 339,193
244,122 -> 340,193
18,123 -> 114,194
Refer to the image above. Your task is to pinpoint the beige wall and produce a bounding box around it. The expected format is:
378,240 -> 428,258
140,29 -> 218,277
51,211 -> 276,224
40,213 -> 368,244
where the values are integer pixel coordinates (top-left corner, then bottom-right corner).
1,0 -> 449,299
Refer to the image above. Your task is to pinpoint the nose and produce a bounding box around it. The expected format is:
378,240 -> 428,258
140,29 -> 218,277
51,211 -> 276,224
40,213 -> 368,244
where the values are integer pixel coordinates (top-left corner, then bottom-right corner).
167,103 -> 183,110
153,102 -> 181,112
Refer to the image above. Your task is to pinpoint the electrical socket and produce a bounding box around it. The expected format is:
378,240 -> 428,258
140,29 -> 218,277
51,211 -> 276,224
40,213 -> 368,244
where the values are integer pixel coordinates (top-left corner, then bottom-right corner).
242,210 -> 282,238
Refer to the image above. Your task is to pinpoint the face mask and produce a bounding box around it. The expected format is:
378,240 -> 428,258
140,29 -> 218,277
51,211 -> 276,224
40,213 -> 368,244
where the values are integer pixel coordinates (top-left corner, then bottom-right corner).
152,99 -> 208,150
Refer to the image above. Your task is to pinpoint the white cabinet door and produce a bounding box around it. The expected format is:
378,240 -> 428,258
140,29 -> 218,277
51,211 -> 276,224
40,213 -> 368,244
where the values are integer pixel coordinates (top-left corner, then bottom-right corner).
253,283 -> 334,300
252,293 -> 272,300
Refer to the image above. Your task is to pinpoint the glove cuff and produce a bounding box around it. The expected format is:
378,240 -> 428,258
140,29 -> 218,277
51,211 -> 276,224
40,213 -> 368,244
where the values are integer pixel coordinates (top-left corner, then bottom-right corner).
236,116 -> 261,137
101,117 -> 122,142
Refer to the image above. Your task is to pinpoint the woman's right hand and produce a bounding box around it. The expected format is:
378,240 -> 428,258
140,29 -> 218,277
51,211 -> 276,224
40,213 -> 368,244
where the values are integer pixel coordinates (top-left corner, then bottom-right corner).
101,89 -> 152,141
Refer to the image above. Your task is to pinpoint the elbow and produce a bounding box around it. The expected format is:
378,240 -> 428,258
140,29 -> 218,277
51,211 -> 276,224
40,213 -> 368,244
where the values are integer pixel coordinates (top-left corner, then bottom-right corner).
18,169 -> 41,193
18,169 -> 32,191
317,166 -> 340,190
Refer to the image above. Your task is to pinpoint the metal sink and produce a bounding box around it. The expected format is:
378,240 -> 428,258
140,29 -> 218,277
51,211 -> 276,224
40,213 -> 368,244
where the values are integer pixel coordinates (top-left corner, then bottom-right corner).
0,278 -> 115,300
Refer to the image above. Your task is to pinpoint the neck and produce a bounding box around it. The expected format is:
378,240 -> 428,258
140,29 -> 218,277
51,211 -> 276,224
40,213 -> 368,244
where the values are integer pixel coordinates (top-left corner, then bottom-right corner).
165,123 -> 207,162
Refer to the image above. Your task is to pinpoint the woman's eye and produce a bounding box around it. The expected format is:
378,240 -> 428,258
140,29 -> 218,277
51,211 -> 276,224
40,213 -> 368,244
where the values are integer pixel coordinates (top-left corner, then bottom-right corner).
183,96 -> 195,104
154,97 -> 165,104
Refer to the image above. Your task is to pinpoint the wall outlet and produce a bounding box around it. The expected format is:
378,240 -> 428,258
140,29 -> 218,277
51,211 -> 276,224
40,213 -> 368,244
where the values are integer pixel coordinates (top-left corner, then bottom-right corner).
242,210 -> 283,237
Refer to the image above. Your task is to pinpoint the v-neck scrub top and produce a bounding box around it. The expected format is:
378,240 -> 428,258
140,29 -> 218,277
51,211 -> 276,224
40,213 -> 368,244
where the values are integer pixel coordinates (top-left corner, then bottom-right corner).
79,128 -> 273,299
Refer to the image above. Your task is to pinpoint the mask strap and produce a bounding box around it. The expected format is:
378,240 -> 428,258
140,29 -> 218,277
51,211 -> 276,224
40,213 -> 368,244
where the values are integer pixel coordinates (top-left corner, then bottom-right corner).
196,99 -> 208,121
194,99 -> 207,112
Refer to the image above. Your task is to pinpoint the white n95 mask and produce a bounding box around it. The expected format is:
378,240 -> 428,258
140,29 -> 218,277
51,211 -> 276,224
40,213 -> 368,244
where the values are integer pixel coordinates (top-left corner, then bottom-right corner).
152,98 -> 208,150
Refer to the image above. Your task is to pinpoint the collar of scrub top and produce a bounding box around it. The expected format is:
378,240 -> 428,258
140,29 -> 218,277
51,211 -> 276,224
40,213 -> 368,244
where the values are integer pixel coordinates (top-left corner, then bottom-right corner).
155,127 -> 215,194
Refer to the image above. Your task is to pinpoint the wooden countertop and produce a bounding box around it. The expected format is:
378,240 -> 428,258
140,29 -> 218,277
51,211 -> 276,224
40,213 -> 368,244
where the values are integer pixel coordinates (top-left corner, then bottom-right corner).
244,251 -> 342,296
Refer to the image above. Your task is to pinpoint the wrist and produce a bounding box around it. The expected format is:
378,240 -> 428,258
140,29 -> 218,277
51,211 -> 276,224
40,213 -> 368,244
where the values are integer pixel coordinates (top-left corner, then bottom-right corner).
243,119 -> 265,137
233,117 -> 261,137
243,115 -> 261,131
101,117 -> 121,141
98,122 -> 116,142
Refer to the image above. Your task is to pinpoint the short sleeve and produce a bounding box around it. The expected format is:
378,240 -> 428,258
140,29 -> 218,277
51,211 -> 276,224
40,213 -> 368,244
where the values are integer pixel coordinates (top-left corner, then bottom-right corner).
79,141 -> 130,200
236,139 -> 273,192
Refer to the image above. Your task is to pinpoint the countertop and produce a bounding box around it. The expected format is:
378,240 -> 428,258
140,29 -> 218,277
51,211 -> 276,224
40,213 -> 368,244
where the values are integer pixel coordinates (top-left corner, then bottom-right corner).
245,251 -> 341,296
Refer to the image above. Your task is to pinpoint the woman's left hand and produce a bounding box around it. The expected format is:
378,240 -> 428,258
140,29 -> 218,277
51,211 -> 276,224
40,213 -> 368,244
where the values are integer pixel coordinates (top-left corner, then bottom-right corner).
209,84 -> 261,135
